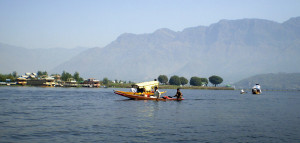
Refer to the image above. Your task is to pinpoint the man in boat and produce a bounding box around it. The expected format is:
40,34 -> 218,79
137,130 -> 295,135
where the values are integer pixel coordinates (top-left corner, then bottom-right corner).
174,88 -> 183,100
130,85 -> 137,93
154,87 -> 161,99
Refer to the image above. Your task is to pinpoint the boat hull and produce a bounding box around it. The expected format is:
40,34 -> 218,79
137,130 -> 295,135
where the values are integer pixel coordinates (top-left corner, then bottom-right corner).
252,88 -> 261,94
114,90 -> 184,101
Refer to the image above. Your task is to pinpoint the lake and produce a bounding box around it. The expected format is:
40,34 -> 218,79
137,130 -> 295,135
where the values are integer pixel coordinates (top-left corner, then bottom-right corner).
0,87 -> 299,142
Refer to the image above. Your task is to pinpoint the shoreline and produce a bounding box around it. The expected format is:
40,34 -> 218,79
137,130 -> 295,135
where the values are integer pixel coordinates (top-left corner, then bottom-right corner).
159,85 -> 234,90
2,85 -> 300,91
0,84 -> 234,90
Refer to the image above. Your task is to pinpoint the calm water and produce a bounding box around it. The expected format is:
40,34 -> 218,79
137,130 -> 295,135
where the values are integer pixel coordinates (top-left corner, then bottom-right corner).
0,87 -> 300,143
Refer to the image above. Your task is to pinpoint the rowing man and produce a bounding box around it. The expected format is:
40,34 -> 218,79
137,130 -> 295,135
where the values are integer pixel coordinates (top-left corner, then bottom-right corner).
154,87 -> 161,99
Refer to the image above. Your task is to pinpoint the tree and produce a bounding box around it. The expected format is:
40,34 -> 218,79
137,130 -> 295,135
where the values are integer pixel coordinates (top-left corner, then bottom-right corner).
42,71 -> 48,76
190,76 -> 202,86
7,74 -> 15,82
209,75 -> 223,87
37,71 -> 43,77
0,73 -> 16,82
128,81 -> 134,84
169,75 -> 181,85
73,71 -> 83,83
201,78 -> 208,86
61,71 -> 72,81
12,71 -> 18,78
37,70 -> 48,77
180,77 -> 188,85
0,74 -> 5,82
103,77 -> 109,85
158,75 -> 168,84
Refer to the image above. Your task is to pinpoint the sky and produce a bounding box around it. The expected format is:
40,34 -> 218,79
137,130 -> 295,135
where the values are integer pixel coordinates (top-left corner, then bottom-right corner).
0,0 -> 299,49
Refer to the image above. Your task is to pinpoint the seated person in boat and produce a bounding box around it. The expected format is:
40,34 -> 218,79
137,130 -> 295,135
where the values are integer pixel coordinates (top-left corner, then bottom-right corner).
154,87 -> 161,99
137,87 -> 144,93
130,85 -> 137,93
174,88 -> 183,100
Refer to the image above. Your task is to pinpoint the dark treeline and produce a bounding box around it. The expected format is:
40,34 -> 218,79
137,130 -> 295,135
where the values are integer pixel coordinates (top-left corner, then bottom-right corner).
158,75 -> 223,87
0,71 -> 18,82
1,71 -> 223,87
0,71 -> 85,83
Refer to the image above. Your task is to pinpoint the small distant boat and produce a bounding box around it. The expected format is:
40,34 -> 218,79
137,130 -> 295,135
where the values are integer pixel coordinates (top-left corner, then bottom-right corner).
113,80 -> 183,101
240,89 -> 246,94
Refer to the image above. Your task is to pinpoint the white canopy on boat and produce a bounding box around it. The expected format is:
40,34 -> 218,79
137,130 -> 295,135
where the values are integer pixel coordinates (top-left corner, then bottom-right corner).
134,81 -> 159,91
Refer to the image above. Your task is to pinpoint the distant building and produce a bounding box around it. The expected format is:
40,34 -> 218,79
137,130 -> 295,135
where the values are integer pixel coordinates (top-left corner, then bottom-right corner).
27,79 -> 46,86
26,77 -> 55,87
16,72 -> 36,85
51,74 -> 63,87
64,78 -> 77,87
20,72 -> 37,80
82,78 -> 100,88
44,77 -> 55,87
17,72 -> 55,86
16,77 -> 27,86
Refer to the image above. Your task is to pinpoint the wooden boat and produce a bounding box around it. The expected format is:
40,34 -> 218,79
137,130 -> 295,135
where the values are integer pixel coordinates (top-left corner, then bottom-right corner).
113,80 -> 183,101
252,88 -> 261,94
114,90 -> 184,101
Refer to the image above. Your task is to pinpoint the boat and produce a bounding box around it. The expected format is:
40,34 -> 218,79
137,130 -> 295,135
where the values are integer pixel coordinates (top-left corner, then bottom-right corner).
113,80 -> 183,101
240,89 -> 246,94
252,84 -> 262,94
252,88 -> 261,94
114,90 -> 184,101
131,81 -> 167,96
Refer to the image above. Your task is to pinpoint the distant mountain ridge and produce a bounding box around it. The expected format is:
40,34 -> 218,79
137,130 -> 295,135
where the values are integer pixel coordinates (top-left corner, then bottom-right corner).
52,17 -> 300,82
1,17 -> 300,83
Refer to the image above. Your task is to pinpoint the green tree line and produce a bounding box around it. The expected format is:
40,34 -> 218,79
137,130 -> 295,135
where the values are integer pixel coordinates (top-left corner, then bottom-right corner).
158,75 -> 223,87
0,71 -> 18,82
0,70 -> 84,83
36,70 -> 84,83
60,71 -> 84,83
1,71 -> 223,87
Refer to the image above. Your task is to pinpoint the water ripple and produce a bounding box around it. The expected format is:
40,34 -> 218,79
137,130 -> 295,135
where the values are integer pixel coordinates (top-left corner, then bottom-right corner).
0,87 -> 299,142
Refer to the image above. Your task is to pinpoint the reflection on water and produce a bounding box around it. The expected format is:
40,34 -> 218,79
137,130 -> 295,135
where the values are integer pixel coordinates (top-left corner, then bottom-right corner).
0,87 -> 300,142
139,100 -> 157,118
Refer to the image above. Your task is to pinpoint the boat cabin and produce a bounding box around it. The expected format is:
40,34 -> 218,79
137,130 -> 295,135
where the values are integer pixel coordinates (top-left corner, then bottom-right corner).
133,81 -> 159,93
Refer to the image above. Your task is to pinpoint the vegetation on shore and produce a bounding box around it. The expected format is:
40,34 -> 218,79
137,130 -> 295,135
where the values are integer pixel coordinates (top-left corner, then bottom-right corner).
104,83 -> 233,90
157,74 -> 224,87
1,71 -> 232,90
0,71 -> 85,83
3,71 -> 300,90
159,85 -> 233,90
104,74 -> 232,90
0,71 -> 18,82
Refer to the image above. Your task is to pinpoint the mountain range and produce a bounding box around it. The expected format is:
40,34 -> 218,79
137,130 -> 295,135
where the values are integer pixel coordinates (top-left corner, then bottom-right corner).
52,17 -> 300,82
1,17 -> 300,83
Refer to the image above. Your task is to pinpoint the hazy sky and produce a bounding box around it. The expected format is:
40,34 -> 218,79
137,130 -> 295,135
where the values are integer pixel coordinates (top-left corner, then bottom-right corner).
0,0 -> 299,49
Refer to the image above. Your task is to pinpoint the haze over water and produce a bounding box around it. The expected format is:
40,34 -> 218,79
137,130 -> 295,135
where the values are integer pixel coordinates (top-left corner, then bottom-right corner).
0,87 -> 299,142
